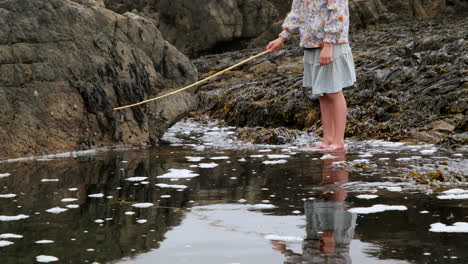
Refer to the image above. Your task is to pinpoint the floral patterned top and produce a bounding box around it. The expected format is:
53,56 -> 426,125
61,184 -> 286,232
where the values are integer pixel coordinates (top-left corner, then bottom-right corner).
279,0 -> 350,48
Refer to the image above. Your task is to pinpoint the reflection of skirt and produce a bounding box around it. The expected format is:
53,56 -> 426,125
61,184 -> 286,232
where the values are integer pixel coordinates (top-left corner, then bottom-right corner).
303,43 -> 356,98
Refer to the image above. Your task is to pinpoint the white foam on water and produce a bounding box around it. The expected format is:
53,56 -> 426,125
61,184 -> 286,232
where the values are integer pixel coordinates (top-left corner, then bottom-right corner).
238,199 -> 247,203
156,183 -> 188,189
250,155 -> 264,158
46,207 -> 68,214
348,204 -> 408,214
0,233 -> 23,239
68,188 -> 78,191
420,149 -> 437,155
246,204 -> 277,210
132,203 -> 154,208
36,255 -> 59,263
430,222 -> 468,233
95,219 -> 104,223
452,153 -> 463,157
0,240 -> 14,247
0,173 -> 11,178
292,210 -> 302,214
137,219 -> 147,224
41,179 -> 59,182
209,156 -> 230,160
382,186 -> 403,192
267,154 -> 291,159
198,162 -> 219,168
238,158 -> 247,162
161,195 -> 171,198
262,160 -> 288,165
353,159 -> 370,163
378,158 -> 390,161
35,240 -> 54,244
186,156 -> 204,162
365,140 -> 406,148
442,189 -> 468,194
66,204 -> 79,209
358,154 -> 374,158
420,211 -> 429,214
259,149 -> 272,152
0,214 -> 30,221
356,195 -> 378,199
157,169 -> 199,179
125,212 -> 135,215
60,198 -> 78,203
0,194 -> 16,198
320,154 -> 337,160
125,177 -> 148,182
264,235 -> 303,243
437,194 -> 468,200
88,193 -> 104,198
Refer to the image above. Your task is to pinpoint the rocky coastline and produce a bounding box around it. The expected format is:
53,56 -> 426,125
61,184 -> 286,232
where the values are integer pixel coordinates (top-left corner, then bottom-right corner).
193,15 -> 467,148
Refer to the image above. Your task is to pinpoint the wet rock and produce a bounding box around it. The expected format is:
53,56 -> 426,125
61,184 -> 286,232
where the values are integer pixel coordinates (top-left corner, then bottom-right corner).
193,15 -> 467,147
105,0 -> 279,57
236,127 -> 299,144
0,0 -> 198,160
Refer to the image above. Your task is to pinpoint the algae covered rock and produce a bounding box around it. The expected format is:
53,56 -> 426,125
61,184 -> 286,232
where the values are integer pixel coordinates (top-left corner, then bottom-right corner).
0,0 -> 198,159
193,15 -> 467,147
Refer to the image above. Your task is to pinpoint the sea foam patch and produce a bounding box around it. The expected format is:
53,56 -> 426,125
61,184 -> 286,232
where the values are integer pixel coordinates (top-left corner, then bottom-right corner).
356,195 -> 378,200
46,207 -> 68,214
0,214 -> 30,221
264,235 -> 303,243
156,183 -> 188,189
0,194 -> 16,198
132,203 -> 154,208
430,222 -> 468,233
348,204 -> 407,214
0,240 -> 14,247
246,204 -> 277,210
186,156 -> 204,162
157,169 -> 199,179
88,193 -> 104,198
60,198 -> 78,203
125,177 -> 148,182
267,154 -> 291,159
263,160 -> 287,165
35,240 -> 54,244
36,255 -> 59,263
209,156 -> 230,160
0,233 -> 23,239
198,162 -> 219,168
0,173 -> 11,178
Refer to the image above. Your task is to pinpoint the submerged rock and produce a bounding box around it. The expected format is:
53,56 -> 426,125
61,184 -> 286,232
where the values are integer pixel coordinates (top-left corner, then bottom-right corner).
193,15 -> 467,147
0,0 -> 198,160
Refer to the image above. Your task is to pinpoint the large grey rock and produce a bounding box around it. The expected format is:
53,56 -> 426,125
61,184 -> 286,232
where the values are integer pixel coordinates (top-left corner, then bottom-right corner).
105,0 -> 279,57
0,0 -> 198,160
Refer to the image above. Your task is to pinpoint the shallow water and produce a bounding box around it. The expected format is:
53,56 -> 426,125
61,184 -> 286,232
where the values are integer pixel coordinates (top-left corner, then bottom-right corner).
0,119 -> 467,264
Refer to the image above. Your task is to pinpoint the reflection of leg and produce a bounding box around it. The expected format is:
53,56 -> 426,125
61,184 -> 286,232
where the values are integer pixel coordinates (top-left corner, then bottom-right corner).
327,91 -> 347,149
319,95 -> 334,146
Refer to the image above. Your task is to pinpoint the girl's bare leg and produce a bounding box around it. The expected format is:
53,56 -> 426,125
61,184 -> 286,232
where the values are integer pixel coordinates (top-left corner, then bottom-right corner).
326,91 -> 347,148
319,95 -> 334,146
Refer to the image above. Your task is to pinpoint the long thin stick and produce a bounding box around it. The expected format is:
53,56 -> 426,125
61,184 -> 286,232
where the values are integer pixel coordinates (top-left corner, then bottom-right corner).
113,50 -> 270,111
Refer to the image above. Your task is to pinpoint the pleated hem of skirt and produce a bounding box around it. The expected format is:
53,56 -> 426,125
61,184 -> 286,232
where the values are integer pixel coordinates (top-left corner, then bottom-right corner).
303,79 -> 356,98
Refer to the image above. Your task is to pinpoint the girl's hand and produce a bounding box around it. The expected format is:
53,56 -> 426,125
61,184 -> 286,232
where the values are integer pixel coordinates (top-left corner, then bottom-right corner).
319,44 -> 333,65
266,37 -> 286,52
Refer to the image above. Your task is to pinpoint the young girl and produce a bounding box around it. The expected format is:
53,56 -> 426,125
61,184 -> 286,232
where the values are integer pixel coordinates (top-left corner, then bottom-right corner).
266,0 -> 356,151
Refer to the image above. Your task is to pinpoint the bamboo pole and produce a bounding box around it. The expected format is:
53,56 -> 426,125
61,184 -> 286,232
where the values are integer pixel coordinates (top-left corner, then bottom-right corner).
113,50 -> 270,111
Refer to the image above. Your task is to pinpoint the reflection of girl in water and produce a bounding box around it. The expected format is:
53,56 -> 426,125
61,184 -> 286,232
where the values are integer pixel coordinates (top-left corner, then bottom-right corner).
272,152 -> 356,263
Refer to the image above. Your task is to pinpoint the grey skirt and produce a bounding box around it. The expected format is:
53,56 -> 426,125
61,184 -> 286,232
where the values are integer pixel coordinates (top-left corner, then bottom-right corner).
303,43 -> 356,98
